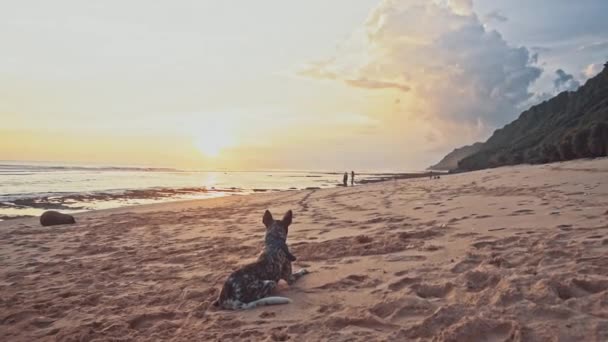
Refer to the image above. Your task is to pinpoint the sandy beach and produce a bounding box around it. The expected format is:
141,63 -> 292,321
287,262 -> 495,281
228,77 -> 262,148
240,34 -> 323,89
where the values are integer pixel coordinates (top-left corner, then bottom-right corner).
1,158 -> 607,341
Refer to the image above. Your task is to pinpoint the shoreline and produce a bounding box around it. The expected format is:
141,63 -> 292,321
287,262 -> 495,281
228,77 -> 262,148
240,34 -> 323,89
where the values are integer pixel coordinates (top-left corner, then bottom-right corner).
0,171 -> 439,221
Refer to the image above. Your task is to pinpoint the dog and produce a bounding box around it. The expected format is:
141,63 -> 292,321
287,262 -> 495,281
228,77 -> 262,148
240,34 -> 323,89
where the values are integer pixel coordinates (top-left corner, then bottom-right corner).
213,210 -> 308,310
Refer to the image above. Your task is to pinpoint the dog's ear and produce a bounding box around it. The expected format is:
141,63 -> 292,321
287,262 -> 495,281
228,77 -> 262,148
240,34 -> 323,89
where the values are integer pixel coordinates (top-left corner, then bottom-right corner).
263,210 -> 274,227
282,210 -> 293,227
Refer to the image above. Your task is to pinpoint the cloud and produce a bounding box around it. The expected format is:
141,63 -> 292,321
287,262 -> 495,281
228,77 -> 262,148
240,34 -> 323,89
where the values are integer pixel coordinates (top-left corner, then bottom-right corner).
345,78 -> 410,92
530,46 -> 552,53
308,0 -> 542,129
297,64 -> 337,80
448,0 -> 473,16
298,63 -> 410,92
484,10 -> 508,23
553,69 -> 580,92
583,63 -> 603,78
577,41 -> 608,52
495,0 -> 608,45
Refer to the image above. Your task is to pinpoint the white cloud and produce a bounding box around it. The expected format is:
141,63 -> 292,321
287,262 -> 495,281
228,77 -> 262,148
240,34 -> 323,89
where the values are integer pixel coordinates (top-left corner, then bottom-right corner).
577,41 -> 608,52
583,63 -> 603,78
345,78 -> 410,92
298,63 -> 410,92
484,10 -> 508,23
302,0 -> 542,129
448,0 -> 473,16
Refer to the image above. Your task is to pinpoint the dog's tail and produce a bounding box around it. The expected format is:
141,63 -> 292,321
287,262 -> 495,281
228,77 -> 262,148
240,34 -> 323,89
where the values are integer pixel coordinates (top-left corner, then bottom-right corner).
241,296 -> 292,309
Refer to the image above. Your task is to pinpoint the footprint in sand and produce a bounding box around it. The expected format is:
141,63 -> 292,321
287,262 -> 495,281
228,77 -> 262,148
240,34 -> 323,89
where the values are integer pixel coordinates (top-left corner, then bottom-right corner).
28,316 -> 55,328
542,278 -> 608,301
452,232 -> 480,238
320,265 -> 338,270
439,317 -> 520,342
316,274 -> 381,290
462,270 -> 500,292
128,311 -> 178,331
317,303 -> 342,314
411,282 -> 453,298
384,255 -> 426,262
421,244 -> 442,251
451,254 -> 483,273
356,235 -> 373,244
2,310 -> 37,325
510,209 -> 534,216
259,311 -> 276,319
471,240 -> 495,249
394,270 -> 409,277
388,276 -> 420,291
370,296 -> 435,320
322,309 -> 399,332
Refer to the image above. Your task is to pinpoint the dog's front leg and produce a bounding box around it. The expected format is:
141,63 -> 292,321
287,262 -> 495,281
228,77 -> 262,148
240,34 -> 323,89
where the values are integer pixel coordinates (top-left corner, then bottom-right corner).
290,268 -> 309,284
283,262 -> 309,285
280,258 -> 310,285
261,280 -> 278,296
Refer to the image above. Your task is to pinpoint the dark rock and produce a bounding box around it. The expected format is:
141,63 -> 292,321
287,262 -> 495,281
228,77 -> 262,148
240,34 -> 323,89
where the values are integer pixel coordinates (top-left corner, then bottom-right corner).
40,211 -> 76,226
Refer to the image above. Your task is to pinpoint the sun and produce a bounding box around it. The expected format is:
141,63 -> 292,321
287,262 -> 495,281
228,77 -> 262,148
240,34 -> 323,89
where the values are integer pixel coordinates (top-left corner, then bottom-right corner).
194,125 -> 236,158
195,139 -> 222,157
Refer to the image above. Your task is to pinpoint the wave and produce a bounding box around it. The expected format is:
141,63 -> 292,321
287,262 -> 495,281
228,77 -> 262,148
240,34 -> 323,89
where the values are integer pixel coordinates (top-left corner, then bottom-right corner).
0,163 -> 184,174
0,186 -> 247,212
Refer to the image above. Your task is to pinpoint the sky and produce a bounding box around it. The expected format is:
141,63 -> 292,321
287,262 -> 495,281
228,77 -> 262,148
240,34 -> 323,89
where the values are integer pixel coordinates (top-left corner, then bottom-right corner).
1,0 -> 607,171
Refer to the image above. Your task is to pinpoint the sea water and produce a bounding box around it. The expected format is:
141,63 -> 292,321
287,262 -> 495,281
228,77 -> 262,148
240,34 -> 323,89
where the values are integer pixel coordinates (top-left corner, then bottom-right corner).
0,161 -> 398,220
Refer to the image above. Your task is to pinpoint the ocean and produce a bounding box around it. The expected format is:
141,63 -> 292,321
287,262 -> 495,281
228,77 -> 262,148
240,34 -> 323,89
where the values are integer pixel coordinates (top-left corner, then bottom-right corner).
0,161 -> 417,220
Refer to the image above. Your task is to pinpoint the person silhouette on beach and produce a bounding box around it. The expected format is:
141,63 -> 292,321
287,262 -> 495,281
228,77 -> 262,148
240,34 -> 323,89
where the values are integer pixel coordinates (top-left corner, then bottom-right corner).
351,171 -> 355,186
343,172 -> 348,187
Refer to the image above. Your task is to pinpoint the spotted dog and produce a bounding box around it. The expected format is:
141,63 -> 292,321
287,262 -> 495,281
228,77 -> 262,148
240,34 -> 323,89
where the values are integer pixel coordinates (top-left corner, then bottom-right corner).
213,210 -> 308,310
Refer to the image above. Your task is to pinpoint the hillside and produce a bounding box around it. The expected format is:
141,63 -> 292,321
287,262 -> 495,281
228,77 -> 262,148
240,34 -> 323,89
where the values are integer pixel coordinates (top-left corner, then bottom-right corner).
428,142 -> 483,170
446,62 -> 608,171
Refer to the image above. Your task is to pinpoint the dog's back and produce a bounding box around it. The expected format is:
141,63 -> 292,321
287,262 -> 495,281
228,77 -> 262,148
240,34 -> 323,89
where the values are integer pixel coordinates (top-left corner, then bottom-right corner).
215,248 -> 290,307
214,210 -> 295,310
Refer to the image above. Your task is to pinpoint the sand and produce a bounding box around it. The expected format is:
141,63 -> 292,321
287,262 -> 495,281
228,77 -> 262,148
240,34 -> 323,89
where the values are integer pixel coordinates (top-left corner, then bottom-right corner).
1,158 -> 607,341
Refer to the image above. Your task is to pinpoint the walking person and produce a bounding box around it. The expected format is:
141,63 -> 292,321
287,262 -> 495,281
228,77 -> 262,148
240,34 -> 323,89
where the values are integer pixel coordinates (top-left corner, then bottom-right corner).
351,171 -> 355,186
343,172 -> 348,187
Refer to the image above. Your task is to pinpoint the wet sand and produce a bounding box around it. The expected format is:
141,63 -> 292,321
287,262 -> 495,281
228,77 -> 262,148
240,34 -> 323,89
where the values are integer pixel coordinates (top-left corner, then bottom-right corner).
1,158 -> 607,341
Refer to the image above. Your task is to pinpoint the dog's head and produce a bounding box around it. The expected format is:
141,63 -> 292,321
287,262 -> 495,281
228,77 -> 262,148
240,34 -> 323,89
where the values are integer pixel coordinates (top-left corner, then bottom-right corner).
262,209 -> 292,240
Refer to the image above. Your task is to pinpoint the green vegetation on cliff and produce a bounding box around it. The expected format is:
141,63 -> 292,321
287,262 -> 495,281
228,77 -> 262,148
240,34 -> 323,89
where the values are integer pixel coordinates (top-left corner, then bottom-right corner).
452,62 -> 608,171
428,143 -> 483,171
